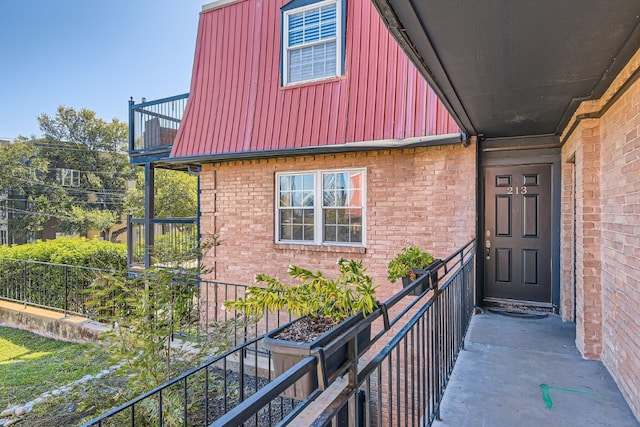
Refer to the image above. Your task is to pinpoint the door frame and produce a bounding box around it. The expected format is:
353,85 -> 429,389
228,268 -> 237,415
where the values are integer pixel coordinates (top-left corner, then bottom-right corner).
478,136 -> 562,312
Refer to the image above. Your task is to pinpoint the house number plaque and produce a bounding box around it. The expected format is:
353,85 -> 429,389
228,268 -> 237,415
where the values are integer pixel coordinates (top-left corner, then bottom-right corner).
506,186 -> 527,195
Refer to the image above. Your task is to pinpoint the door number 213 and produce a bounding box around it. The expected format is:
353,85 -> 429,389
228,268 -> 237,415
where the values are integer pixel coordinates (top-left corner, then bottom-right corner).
507,186 -> 527,195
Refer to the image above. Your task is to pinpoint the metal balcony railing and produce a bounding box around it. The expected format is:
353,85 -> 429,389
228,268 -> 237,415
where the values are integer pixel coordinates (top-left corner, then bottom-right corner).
81,280 -> 296,427
313,240 -> 476,426
214,239 -> 476,426
129,94 -> 189,156
127,217 -> 198,269
83,239 -> 476,427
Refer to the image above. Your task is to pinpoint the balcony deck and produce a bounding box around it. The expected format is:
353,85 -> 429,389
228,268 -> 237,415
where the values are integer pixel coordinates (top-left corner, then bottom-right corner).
128,93 -> 188,163
434,311 -> 638,426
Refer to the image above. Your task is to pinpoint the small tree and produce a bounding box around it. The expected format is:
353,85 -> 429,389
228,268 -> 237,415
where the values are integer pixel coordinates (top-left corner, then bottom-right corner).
124,168 -> 198,218
80,241 -> 237,425
37,106 -> 132,216
59,205 -> 117,239
0,139 -> 67,242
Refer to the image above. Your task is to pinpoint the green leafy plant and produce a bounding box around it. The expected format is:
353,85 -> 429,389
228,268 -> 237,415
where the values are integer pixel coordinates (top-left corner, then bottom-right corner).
76,243 -> 241,426
0,236 -> 127,270
387,246 -> 435,283
225,258 -> 378,323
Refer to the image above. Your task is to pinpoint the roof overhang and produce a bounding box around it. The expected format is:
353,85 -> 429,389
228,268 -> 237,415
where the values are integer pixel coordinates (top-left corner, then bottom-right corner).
371,0 -> 640,140
165,133 -> 466,165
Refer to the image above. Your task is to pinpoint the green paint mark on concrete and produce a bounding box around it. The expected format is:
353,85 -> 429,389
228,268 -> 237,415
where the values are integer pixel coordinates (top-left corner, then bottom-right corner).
540,384 -> 597,409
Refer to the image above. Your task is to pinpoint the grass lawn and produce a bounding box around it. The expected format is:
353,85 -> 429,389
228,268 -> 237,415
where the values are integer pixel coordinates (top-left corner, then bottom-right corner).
0,326 -> 110,410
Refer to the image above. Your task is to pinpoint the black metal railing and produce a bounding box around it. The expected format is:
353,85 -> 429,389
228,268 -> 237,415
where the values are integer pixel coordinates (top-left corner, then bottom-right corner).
81,336 -> 307,427
129,93 -> 189,155
83,240 -> 475,426
213,239 -> 476,427
127,217 -> 199,269
320,240 -> 476,426
0,257 -> 278,343
82,304 -> 296,426
198,279 -> 296,341
0,258 -> 117,317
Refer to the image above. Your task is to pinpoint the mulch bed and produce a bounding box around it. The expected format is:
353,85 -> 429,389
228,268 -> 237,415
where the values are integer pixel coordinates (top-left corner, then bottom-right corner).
272,316 -> 338,342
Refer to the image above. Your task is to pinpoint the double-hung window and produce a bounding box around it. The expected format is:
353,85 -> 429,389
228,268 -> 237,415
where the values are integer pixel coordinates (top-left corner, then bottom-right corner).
276,169 -> 365,245
282,0 -> 344,85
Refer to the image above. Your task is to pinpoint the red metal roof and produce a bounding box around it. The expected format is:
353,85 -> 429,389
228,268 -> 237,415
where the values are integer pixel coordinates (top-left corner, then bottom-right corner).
171,0 -> 458,159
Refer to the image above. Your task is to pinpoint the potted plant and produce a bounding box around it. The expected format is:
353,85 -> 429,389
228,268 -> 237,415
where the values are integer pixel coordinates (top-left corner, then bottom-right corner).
225,258 -> 378,399
387,246 -> 439,295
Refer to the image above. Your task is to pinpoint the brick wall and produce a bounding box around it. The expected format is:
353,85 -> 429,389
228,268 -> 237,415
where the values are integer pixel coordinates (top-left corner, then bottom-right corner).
562,119 -> 603,359
199,144 -> 476,307
199,145 -> 475,424
560,69 -> 640,418
598,76 -> 640,418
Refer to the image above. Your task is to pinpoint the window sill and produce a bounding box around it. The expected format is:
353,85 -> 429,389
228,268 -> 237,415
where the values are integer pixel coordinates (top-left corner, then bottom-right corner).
274,243 -> 366,254
281,75 -> 345,90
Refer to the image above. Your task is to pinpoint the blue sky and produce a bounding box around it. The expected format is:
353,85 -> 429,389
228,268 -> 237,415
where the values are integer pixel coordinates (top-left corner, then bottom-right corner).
0,0 -> 203,140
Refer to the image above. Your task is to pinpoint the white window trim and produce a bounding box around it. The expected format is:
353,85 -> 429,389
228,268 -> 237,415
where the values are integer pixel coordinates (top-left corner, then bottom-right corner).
282,0 -> 343,86
275,168 -> 366,247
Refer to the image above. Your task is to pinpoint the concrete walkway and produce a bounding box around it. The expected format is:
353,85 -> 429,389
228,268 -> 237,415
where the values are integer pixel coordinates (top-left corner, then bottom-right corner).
434,311 -> 639,427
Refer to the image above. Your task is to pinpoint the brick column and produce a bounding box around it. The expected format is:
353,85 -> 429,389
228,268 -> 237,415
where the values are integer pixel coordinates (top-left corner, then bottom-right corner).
560,159 -> 575,321
573,119 -> 603,359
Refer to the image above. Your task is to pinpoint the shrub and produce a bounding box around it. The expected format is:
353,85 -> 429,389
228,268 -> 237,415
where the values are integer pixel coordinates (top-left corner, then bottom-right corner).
0,237 -> 126,270
225,259 -> 379,322
387,246 -> 435,283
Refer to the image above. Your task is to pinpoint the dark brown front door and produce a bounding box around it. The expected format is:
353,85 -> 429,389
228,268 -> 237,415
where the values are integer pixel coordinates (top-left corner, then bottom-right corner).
484,164 -> 552,303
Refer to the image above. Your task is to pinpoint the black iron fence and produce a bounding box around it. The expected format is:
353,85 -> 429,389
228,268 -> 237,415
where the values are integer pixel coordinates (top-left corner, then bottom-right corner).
0,258 -> 280,343
0,258 -> 116,317
83,240 -> 476,426
81,303 -> 296,426
198,278 -> 295,341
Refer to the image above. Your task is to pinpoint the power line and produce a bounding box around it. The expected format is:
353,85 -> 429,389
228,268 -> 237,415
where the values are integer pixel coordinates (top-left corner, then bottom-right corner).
34,143 -> 127,154
2,198 -> 123,206
1,174 -> 128,197
0,163 -> 133,178
4,207 -> 83,221
4,207 -> 121,221
51,168 -> 134,176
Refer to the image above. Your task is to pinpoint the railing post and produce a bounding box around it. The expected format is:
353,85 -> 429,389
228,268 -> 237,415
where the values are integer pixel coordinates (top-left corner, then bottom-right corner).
144,163 -> 155,269
348,393 -> 357,427
434,296 -> 441,421
128,97 -> 135,153
22,260 -> 27,309
64,264 -> 68,317
461,260 -> 468,351
345,320 -> 363,426
126,214 -> 132,269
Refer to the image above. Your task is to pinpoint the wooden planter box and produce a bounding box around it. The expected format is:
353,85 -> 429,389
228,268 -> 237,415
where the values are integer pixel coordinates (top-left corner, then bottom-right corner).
263,314 -> 372,400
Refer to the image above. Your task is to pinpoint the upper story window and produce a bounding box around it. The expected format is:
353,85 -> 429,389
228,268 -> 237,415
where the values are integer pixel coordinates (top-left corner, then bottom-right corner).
282,0 -> 345,86
276,168 -> 365,246
57,168 -> 81,187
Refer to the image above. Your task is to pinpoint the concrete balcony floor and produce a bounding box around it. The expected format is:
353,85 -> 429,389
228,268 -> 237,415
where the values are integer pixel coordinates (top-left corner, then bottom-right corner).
434,311 -> 639,427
